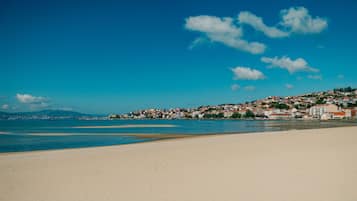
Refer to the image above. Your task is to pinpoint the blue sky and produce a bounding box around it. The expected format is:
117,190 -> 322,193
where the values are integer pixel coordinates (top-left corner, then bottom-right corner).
1,0 -> 357,114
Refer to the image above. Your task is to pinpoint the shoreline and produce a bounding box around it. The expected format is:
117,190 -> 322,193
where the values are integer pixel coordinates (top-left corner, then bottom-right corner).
1,126 -> 357,201
71,124 -> 179,128
1,124 -> 357,154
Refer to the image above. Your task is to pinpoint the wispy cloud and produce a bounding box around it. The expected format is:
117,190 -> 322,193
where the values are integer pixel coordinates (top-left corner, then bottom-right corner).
188,37 -> 207,50
29,102 -> 50,110
307,75 -> 323,80
1,104 -> 9,110
337,74 -> 344,79
185,15 -> 266,54
237,7 -> 327,38
16,93 -> 50,110
185,7 -> 327,54
231,84 -> 240,91
231,67 -> 265,80
57,107 -> 74,111
261,56 -> 318,74
238,11 -> 289,38
14,93 -> 76,111
244,86 -> 256,91
16,94 -> 46,104
285,84 -> 294,89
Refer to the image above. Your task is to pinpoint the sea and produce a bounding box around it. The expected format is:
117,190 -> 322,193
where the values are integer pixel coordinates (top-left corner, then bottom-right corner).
0,119 -> 356,153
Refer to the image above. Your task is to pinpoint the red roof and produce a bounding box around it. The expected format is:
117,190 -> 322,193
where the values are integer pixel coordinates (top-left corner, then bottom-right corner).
332,112 -> 345,116
352,110 -> 357,116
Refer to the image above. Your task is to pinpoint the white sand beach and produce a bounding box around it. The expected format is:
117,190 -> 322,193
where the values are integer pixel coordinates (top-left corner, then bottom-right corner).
1,126 -> 357,201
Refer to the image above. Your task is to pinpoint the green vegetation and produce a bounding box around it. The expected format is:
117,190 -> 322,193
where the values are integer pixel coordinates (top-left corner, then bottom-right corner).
271,103 -> 290,110
316,98 -> 326,104
231,112 -> 241,118
244,110 -> 255,118
347,101 -> 357,108
203,113 -> 224,119
334,86 -> 355,93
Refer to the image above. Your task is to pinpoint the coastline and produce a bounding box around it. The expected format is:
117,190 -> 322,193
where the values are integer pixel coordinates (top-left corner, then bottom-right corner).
71,124 -> 179,128
1,126 -> 357,201
1,119 -> 356,153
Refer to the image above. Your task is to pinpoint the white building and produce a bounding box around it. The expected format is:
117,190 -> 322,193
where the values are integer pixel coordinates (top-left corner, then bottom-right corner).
309,104 -> 339,118
191,111 -> 201,118
223,111 -> 233,118
343,109 -> 352,119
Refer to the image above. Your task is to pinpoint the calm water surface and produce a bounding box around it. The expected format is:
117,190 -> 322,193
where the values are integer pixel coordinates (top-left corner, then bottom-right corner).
0,119 -> 355,152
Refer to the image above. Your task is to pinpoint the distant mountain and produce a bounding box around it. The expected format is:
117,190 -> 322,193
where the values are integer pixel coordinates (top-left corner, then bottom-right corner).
0,110 -> 105,120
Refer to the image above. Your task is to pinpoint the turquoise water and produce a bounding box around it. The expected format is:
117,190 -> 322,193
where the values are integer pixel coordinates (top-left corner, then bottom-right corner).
0,119 -> 356,152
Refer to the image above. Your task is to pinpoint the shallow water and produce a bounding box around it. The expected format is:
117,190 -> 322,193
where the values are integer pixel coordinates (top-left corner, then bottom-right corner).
0,119 -> 356,152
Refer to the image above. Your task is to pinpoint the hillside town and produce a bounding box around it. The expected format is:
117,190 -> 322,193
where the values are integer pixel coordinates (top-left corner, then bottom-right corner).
109,87 -> 357,120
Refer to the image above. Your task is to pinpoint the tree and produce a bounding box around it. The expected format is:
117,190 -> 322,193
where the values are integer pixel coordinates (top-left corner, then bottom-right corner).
231,112 -> 241,119
334,87 -> 355,92
203,113 -> 214,119
203,113 -> 224,119
244,110 -> 255,118
271,102 -> 290,110
347,102 -> 357,108
217,113 -> 224,118
316,99 -> 326,104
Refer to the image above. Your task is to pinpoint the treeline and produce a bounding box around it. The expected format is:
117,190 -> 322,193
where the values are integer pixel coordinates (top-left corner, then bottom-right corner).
334,87 -> 356,93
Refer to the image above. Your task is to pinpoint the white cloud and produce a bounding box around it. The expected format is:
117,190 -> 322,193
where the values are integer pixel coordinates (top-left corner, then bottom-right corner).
237,7 -> 327,38
188,37 -> 207,50
231,67 -> 265,80
185,15 -> 242,36
238,11 -> 289,38
337,74 -> 344,79
307,75 -> 322,80
285,84 -> 294,89
261,56 -> 318,74
231,84 -> 240,91
244,86 -> 256,91
16,93 -> 51,110
185,15 -> 266,54
29,102 -> 50,110
1,104 -> 9,110
57,107 -> 73,111
16,93 -> 46,104
280,7 -> 328,34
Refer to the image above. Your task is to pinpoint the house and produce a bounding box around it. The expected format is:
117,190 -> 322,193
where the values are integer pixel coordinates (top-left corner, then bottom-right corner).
343,109 -> 352,119
263,109 -> 273,117
309,104 -> 339,118
191,111 -> 201,118
269,113 -> 291,120
332,112 -> 345,119
223,111 -> 233,118
351,109 -> 357,119
320,113 -> 332,120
